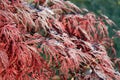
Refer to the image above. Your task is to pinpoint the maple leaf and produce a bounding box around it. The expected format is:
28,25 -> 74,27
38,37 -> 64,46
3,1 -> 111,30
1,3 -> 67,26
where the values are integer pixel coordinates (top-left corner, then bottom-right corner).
0,0 -> 120,80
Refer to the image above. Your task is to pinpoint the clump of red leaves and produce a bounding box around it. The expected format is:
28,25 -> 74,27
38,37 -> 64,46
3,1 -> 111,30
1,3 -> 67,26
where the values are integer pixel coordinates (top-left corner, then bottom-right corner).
0,0 -> 120,80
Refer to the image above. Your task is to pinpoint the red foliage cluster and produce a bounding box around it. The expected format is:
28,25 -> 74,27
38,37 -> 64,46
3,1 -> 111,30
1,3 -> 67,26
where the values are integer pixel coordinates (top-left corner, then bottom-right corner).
0,0 -> 120,80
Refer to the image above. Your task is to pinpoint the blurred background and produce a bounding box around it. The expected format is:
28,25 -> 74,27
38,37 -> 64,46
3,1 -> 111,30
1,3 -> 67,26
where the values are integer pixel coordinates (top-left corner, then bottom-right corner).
70,0 -> 120,57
